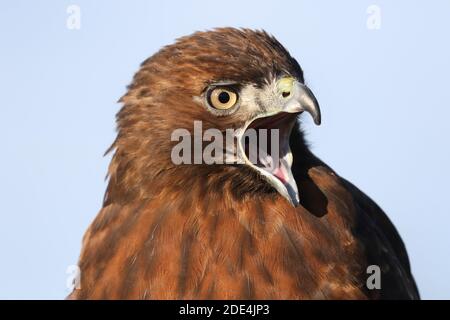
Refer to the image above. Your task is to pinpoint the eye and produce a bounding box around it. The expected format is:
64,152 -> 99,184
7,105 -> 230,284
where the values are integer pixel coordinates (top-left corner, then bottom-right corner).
277,77 -> 295,99
207,87 -> 238,110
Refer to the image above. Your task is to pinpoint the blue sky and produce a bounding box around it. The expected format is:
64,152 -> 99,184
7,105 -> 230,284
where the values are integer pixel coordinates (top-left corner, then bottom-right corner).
0,0 -> 449,299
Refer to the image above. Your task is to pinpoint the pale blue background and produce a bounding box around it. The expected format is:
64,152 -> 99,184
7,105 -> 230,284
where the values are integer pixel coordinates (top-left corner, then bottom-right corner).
0,0 -> 448,299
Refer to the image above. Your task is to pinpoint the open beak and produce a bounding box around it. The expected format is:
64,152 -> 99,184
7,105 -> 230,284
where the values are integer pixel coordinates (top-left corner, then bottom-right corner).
237,83 -> 321,206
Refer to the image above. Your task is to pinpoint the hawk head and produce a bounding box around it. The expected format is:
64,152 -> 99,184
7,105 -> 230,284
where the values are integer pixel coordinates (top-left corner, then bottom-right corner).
109,28 -> 320,206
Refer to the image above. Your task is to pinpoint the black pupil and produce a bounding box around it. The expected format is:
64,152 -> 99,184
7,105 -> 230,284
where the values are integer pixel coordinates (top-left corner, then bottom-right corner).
218,91 -> 230,104
282,91 -> 290,98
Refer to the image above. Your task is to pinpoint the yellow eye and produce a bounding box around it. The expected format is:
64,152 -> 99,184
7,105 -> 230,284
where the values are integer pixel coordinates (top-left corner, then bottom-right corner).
208,87 -> 238,110
278,77 -> 295,98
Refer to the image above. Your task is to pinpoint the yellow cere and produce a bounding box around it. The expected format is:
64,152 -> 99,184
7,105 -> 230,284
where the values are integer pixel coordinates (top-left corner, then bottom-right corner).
277,77 -> 295,98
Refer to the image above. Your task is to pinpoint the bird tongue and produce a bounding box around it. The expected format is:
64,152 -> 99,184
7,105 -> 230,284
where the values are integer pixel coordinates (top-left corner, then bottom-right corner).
272,166 -> 288,185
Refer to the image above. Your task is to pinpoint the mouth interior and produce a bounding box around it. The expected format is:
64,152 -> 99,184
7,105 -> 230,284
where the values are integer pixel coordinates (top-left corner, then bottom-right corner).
242,112 -> 299,185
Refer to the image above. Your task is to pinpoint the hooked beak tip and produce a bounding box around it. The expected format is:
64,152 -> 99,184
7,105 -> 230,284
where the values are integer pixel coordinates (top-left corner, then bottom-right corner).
313,111 -> 321,125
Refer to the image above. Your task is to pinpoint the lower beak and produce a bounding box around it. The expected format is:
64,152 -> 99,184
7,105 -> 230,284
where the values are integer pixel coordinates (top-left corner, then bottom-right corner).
237,83 -> 321,206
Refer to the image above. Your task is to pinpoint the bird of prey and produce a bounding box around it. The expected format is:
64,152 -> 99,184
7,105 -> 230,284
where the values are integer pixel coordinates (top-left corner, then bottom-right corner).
69,28 -> 419,299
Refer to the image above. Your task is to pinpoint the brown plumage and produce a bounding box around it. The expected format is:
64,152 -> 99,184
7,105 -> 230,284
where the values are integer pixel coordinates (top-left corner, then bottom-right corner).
69,28 -> 419,299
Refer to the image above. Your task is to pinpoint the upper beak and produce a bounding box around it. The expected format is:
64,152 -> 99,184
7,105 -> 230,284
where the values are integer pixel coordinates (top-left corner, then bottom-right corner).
237,83 -> 321,207
284,83 -> 321,125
